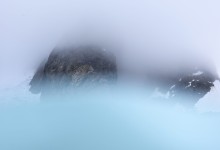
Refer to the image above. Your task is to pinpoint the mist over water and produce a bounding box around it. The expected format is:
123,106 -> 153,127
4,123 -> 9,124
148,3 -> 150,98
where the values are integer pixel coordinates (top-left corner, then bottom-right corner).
1,0 -> 220,149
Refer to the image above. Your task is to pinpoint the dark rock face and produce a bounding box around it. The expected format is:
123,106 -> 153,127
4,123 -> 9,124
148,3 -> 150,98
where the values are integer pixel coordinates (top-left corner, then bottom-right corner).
30,46 -> 117,99
30,45 -> 218,104
146,66 -> 219,104
169,71 -> 216,100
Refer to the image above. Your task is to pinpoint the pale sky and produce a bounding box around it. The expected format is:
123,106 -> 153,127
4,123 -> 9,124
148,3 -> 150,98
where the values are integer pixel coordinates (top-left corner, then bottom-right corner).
0,0 -> 220,88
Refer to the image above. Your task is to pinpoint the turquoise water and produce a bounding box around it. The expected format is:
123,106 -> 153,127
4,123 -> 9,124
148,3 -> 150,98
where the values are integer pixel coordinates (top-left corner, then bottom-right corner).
0,87 -> 220,150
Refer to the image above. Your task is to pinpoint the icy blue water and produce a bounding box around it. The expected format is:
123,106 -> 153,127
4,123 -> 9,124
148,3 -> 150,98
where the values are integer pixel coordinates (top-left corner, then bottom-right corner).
0,87 -> 220,150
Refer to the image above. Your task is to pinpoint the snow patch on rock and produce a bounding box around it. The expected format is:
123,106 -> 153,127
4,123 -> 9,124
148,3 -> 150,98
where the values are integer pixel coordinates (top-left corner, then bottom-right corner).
193,71 -> 203,76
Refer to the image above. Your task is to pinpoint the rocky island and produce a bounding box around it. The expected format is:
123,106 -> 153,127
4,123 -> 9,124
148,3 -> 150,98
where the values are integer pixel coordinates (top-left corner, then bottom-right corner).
30,45 -> 219,104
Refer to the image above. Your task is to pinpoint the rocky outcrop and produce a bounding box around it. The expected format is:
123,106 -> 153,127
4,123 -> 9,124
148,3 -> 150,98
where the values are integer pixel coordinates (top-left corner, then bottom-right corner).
147,66 -> 219,104
30,46 -> 117,99
30,45 -> 218,104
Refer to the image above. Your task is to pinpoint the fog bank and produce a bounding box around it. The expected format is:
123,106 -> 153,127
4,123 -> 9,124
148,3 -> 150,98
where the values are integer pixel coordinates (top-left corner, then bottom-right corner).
1,0 -> 220,88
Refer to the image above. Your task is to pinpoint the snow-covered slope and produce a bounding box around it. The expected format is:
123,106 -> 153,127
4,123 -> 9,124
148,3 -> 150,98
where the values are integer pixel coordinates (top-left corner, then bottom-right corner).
196,80 -> 220,112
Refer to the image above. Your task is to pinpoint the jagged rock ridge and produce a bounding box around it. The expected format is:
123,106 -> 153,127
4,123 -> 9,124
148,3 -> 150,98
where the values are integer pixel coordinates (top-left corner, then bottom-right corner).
146,66 -> 219,103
